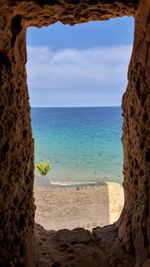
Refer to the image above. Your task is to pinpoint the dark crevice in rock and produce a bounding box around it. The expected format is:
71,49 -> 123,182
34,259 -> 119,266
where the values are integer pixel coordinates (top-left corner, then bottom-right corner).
145,149 -> 150,162
11,15 -> 22,46
0,53 -> 11,70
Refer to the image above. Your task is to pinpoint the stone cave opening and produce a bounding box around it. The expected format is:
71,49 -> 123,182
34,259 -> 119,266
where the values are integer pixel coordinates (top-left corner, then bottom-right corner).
2,1 -> 150,266
26,17 -> 134,231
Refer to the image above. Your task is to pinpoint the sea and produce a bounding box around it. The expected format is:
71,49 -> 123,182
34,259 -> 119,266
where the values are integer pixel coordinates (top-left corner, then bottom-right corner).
31,107 -> 123,186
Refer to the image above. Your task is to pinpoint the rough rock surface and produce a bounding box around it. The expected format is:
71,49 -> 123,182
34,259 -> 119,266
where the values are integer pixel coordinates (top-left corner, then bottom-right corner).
0,6 -> 35,267
1,0 -> 139,28
27,223 -> 135,267
0,0 -> 150,266
117,1 -> 150,266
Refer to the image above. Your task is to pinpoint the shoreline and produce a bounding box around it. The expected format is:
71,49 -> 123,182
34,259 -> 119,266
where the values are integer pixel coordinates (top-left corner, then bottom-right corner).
34,180 -> 124,231
34,175 -> 123,188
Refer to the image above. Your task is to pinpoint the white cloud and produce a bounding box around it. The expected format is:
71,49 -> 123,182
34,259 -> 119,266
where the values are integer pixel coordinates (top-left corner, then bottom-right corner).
26,45 -> 132,107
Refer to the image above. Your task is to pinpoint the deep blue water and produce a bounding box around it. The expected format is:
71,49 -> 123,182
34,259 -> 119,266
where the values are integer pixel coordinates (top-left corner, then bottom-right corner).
31,107 -> 123,184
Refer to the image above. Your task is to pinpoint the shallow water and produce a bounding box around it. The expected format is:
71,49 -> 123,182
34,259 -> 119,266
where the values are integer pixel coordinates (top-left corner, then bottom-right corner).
31,107 -> 123,185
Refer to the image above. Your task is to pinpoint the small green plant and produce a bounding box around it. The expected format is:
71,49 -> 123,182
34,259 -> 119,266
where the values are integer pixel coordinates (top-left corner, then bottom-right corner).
36,161 -> 51,176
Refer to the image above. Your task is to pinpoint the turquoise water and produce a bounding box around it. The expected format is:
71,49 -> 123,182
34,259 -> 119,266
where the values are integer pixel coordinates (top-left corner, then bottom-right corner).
31,107 -> 123,184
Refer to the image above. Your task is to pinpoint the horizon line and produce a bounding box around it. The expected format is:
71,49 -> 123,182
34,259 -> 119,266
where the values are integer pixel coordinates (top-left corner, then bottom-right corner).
31,105 -> 121,108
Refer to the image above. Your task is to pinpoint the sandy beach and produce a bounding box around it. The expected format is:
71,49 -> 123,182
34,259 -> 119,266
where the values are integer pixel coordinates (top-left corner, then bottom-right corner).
34,181 -> 124,231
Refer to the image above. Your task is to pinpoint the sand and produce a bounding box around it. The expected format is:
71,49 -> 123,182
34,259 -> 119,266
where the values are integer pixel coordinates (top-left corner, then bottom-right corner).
34,181 -> 124,231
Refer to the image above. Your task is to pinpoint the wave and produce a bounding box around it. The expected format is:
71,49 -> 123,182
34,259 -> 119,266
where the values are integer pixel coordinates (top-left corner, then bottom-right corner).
50,180 -> 102,186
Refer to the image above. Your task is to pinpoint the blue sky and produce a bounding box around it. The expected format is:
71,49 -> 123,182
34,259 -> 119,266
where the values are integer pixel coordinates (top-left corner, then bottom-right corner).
27,17 -> 134,107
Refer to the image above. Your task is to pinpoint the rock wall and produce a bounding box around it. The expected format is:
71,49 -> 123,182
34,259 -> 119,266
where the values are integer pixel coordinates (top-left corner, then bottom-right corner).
117,1 -> 150,266
1,0 -> 138,28
1,0 -> 150,266
0,11 -> 35,266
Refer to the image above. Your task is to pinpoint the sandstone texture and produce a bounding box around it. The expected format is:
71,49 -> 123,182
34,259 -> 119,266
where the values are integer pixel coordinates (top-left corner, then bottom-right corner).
117,1 -> 150,266
0,0 -> 150,266
28,223 -> 135,267
1,0 -> 139,28
0,4 -> 35,267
